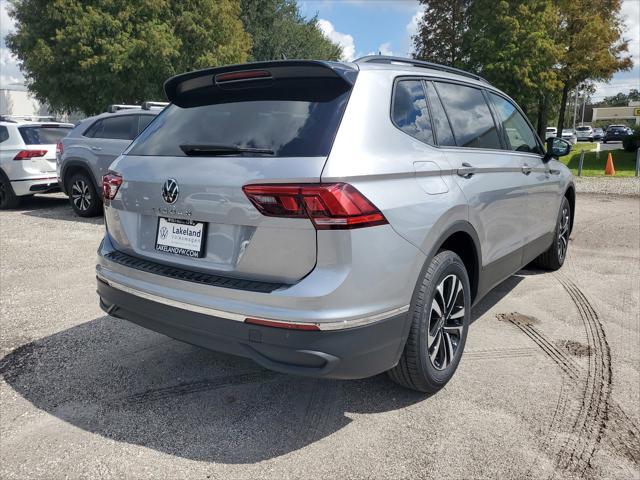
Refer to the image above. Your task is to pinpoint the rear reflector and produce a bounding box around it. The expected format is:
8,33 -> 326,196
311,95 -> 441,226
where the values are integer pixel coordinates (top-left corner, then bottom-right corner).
102,173 -> 123,200
242,183 -> 388,230
14,149 -> 47,160
56,141 -> 63,157
245,317 -> 320,331
215,70 -> 272,83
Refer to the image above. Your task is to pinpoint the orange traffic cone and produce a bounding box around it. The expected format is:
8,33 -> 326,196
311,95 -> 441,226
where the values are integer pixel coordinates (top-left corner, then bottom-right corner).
605,152 -> 616,176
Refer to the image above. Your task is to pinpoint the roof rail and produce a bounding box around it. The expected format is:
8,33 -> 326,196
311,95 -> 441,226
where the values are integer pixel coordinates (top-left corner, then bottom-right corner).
0,114 -> 59,122
107,104 -> 141,113
354,55 -> 488,83
141,101 -> 169,110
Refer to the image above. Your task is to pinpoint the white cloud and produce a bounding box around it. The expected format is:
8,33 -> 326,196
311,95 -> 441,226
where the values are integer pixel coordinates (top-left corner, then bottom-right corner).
621,0 -> 639,64
406,4 -> 424,37
378,42 -> 393,56
1,0 -> 24,87
317,18 -> 356,61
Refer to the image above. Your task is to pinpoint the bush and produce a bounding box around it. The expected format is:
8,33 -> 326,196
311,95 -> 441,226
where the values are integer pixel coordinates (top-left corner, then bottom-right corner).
622,125 -> 640,152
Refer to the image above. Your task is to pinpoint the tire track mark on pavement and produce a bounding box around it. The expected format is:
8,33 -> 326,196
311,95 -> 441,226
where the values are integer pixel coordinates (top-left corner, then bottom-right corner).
498,274 -> 640,479
464,347 -> 538,361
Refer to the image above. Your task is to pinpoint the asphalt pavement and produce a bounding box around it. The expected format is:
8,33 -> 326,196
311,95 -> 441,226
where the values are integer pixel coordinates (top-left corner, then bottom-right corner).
1,192 -> 638,479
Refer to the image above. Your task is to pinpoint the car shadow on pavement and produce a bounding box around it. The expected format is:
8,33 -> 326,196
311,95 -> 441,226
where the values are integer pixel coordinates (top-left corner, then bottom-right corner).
17,194 -> 103,225
470,272 -> 526,323
0,315 -> 426,464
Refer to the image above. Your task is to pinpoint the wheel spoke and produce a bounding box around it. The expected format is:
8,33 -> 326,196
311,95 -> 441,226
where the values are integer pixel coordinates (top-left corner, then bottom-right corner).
429,330 -> 442,363
443,324 -> 463,336
449,306 -> 465,320
431,298 -> 442,318
443,331 -> 455,368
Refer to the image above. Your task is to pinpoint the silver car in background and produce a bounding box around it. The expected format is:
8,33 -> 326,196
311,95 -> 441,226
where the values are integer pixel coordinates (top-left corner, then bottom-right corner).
58,102 -> 167,217
96,57 -> 575,393
575,125 -> 593,141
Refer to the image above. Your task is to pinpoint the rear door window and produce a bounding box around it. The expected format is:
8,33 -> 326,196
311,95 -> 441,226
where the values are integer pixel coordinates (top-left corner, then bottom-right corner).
18,126 -> 72,144
85,116 -> 138,140
392,79 -> 434,145
434,82 -> 501,150
128,89 -> 350,157
488,92 -> 543,155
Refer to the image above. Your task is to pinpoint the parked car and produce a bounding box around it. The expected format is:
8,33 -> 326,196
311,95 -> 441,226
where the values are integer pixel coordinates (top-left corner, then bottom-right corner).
561,129 -> 577,144
0,117 -> 73,209
95,56 -> 575,393
545,127 -> 557,139
575,125 -> 593,141
58,102 -> 167,217
603,125 -> 628,143
592,128 -> 604,141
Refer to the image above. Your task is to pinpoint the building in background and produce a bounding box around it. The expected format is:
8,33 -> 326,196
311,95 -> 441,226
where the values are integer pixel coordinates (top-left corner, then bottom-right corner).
0,83 -> 82,123
592,101 -> 640,126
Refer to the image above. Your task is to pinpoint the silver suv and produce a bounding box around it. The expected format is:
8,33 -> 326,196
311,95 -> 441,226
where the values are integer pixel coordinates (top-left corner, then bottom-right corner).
58,102 -> 167,217
96,57 -> 575,392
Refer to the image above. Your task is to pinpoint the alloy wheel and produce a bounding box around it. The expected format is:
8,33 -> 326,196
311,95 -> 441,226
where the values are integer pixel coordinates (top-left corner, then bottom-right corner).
557,206 -> 570,261
71,179 -> 92,211
428,274 -> 465,371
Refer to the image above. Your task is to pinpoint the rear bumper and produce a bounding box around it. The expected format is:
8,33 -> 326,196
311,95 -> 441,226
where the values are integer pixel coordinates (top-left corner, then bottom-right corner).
97,276 -> 409,379
10,177 -> 59,196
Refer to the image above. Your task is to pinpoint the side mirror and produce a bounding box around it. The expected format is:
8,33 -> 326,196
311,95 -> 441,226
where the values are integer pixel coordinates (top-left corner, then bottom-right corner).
543,137 -> 571,162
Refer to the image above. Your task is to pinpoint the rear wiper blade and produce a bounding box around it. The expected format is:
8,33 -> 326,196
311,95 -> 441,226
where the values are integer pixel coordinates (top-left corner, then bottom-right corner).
179,144 -> 275,156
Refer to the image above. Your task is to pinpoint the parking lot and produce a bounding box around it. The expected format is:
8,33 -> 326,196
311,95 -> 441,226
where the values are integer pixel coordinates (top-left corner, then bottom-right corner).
1,192 -> 638,479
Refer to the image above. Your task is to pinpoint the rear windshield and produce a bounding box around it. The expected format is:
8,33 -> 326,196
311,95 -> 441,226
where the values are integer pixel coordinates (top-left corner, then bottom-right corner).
607,127 -> 626,132
128,86 -> 351,158
576,127 -> 591,131
19,126 -> 72,145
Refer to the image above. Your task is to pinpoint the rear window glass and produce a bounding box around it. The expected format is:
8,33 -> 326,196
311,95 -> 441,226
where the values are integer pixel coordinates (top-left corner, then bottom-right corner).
85,116 -> 139,140
424,82 -> 456,146
128,89 -> 351,157
18,126 -> 71,144
434,82 -> 501,150
576,127 -> 591,131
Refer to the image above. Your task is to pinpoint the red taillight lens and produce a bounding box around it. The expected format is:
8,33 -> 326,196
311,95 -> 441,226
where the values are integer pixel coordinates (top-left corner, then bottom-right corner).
215,70 -> 272,83
242,183 -> 388,230
102,173 -> 123,200
13,149 -> 47,160
244,317 -> 320,331
56,141 -> 63,157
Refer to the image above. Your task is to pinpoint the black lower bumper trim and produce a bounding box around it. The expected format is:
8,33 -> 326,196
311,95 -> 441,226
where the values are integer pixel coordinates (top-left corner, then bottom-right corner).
97,279 -> 408,379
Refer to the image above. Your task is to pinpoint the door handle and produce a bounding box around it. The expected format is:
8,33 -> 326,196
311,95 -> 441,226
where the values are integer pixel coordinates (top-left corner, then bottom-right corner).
522,164 -> 532,175
457,162 -> 477,178
90,146 -> 103,151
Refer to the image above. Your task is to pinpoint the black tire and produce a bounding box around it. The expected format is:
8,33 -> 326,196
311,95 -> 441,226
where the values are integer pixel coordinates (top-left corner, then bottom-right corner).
67,171 -> 102,217
534,196 -> 571,271
0,171 -> 21,209
388,250 -> 471,393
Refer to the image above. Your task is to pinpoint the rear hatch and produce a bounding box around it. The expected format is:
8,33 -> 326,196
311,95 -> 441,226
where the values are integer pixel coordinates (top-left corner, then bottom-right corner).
105,61 -> 357,283
18,124 -> 72,174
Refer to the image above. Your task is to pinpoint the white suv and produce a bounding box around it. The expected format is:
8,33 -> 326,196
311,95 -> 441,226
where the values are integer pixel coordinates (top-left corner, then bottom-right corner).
0,117 -> 73,209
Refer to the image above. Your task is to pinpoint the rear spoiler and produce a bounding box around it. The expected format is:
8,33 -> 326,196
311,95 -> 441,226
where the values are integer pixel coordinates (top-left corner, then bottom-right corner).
164,60 -> 359,104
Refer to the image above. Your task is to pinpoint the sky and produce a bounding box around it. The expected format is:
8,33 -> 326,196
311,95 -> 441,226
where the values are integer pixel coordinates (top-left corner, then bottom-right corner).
1,0 -> 638,100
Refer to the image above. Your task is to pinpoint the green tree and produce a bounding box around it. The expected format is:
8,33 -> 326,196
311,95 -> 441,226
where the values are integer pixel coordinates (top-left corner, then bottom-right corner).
554,0 -> 632,133
6,0 -> 251,114
240,0 -> 341,61
412,0 -> 471,67
594,89 -> 640,107
462,0 -> 561,133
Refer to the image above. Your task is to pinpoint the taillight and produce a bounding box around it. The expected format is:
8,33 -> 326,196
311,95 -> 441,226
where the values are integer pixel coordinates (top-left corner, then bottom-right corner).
14,149 -> 47,160
56,141 -> 63,157
242,183 -> 388,230
102,173 -> 123,200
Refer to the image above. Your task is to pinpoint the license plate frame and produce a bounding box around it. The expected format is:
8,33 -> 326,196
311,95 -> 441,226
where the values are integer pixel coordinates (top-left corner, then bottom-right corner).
155,217 -> 207,258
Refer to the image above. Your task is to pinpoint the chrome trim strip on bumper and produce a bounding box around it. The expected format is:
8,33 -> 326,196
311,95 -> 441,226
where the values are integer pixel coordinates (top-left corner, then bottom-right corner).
97,271 -> 409,331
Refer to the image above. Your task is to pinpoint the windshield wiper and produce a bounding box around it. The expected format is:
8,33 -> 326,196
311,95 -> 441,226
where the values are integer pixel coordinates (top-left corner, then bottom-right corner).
179,144 -> 275,156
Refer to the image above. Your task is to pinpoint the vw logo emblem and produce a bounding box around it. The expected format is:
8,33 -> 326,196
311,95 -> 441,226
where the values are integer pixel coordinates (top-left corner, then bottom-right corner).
162,178 -> 179,204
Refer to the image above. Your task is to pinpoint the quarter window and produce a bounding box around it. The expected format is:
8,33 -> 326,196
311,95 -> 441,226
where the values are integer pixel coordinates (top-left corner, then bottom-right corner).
434,82 -> 501,150
489,93 -> 542,154
392,80 -> 434,145
0,126 -> 8,143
